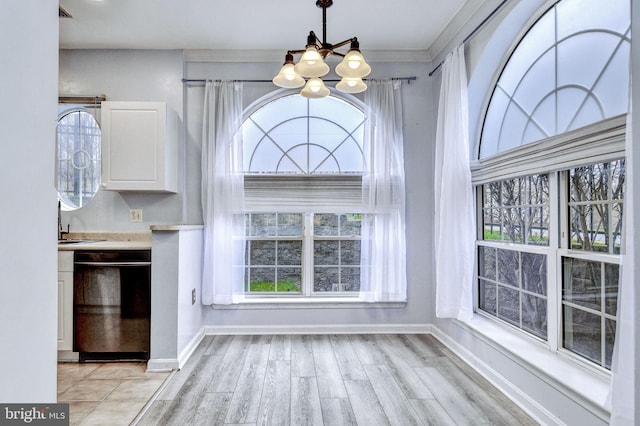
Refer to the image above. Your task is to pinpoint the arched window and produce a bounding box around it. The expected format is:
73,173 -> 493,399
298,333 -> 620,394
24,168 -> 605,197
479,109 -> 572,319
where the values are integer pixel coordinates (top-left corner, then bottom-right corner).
479,0 -> 630,158
56,108 -> 101,210
243,93 -> 365,174
475,0 -> 630,370
241,93 -> 366,295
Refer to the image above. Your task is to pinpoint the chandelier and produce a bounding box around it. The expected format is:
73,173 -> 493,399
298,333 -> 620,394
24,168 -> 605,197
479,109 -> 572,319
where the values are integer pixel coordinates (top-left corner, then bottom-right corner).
272,0 -> 371,98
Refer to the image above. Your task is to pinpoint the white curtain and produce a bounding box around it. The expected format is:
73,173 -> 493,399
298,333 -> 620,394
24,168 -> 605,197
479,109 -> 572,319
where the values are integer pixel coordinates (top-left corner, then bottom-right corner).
608,108 -> 635,424
434,45 -> 475,321
360,80 -> 407,302
201,81 -> 245,305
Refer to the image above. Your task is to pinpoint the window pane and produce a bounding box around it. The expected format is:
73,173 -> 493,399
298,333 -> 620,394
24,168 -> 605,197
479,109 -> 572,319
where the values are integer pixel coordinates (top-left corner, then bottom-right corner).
340,240 -> 361,265
277,241 -> 302,265
249,240 -> 276,265
479,279 -> 497,315
497,285 -> 520,326
527,205 -> 549,245
522,294 -> 547,339
249,213 -> 277,236
248,267 -> 276,291
340,214 -> 362,236
569,161 -> 625,254
57,109 -> 101,211
604,263 -> 619,316
314,214 -> 339,236
314,241 -> 339,265
562,257 -> 601,312
278,213 -> 303,236
502,207 -> 524,243
243,94 -> 365,174
563,305 -> 601,365
478,246 -> 496,281
605,318 -> 616,369
341,267 -> 360,292
497,249 -> 519,288
314,267 -> 339,292
521,252 -> 546,295
277,268 -> 302,293
483,208 -> 501,240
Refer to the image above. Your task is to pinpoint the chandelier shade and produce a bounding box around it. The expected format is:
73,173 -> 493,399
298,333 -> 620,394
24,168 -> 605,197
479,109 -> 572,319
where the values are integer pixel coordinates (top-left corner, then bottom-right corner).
273,0 -> 371,98
300,77 -> 331,98
272,53 -> 306,88
335,41 -> 371,78
335,77 -> 367,94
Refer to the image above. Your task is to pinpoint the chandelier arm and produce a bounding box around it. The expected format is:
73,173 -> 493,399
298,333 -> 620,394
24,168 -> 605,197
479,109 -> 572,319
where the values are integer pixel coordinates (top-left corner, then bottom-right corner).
330,38 -> 356,51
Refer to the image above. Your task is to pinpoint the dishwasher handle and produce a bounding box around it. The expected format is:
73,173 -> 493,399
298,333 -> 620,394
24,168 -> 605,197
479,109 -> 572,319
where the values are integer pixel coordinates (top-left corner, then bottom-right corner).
74,261 -> 152,267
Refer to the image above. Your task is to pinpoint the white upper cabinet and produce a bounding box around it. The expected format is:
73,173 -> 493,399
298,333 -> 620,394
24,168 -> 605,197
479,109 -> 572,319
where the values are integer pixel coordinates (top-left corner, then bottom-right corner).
101,101 -> 177,192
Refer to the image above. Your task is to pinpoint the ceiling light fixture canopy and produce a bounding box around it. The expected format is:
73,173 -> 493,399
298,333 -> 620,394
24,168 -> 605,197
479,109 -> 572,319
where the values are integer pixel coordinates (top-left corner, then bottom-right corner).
272,0 -> 371,98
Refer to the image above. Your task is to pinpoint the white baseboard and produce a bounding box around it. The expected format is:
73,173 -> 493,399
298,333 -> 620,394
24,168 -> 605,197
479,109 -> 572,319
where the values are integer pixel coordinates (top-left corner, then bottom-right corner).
177,328 -> 205,369
147,329 -> 206,372
202,323 -> 431,335
146,358 -> 180,372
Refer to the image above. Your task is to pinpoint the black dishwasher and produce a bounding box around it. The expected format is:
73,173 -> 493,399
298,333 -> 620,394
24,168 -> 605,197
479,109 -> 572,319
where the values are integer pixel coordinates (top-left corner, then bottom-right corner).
73,250 -> 151,361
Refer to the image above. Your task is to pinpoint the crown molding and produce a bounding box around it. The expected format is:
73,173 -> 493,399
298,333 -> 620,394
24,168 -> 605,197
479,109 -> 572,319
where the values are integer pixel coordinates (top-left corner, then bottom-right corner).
184,49 -> 430,63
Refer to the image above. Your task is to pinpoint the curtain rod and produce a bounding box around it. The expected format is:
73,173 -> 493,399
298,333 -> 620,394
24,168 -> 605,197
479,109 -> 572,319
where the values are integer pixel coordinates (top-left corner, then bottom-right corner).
428,0 -> 509,77
181,76 -> 417,84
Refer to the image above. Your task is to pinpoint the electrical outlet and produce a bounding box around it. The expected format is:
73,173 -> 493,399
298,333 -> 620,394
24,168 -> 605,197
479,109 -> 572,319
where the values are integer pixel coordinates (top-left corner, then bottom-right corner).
192,288 -> 196,305
129,209 -> 143,223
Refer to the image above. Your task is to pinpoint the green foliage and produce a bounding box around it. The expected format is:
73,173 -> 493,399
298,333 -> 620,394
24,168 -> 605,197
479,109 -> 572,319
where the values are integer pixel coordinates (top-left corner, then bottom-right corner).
249,279 -> 301,292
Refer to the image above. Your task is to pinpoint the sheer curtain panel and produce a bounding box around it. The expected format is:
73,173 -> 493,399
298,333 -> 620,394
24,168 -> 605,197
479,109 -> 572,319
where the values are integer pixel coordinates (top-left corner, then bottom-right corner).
434,46 -> 475,320
360,80 -> 407,302
201,81 -> 245,305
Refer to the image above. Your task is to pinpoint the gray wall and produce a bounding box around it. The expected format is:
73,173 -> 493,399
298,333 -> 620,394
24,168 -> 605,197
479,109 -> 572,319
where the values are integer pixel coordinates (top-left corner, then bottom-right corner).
58,49 -> 185,231
59,52 -> 437,329
432,0 -> 637,423
184,59 -> 434,328
0,0 -> 59,403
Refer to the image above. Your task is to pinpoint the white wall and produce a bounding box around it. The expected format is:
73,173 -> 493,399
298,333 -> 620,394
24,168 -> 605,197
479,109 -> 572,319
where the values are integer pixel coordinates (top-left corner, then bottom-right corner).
0,0 -> 59,402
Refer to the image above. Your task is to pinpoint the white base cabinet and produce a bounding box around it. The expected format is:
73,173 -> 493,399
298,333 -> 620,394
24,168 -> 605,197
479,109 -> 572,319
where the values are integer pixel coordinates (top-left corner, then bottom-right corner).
101,101 -> 177,193
58,251 -> 74,351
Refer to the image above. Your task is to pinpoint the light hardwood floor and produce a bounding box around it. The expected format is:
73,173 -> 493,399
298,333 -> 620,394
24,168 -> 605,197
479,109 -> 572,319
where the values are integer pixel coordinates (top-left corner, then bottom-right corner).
136,334 -> 538,425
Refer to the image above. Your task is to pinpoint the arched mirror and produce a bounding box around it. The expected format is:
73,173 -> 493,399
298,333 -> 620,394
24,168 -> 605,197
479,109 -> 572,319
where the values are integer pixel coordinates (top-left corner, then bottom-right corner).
56,108 -> 101,210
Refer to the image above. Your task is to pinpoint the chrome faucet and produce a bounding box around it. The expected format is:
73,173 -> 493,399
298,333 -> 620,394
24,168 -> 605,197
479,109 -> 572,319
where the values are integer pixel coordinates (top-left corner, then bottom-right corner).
58,200 -> 69,240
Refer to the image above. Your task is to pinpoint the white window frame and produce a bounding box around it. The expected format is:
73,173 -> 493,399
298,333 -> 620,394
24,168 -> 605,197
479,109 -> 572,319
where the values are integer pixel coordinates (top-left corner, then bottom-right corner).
244,212 -> 362,298
473,120 -> 626,372
241,92 -> 368,301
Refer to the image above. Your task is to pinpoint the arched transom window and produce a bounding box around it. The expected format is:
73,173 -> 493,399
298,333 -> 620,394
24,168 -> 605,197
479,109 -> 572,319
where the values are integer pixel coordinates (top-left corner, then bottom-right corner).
479,0 -> 630,158
242,94 -> 365,174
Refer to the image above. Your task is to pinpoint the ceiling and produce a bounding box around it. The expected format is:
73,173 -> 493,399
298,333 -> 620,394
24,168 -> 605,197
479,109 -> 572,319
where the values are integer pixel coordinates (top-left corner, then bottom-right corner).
58,0 -> 484,58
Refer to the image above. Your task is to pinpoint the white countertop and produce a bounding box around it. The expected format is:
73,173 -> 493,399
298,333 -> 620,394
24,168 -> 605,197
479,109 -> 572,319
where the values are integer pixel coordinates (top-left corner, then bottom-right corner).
57,232 -> 152,251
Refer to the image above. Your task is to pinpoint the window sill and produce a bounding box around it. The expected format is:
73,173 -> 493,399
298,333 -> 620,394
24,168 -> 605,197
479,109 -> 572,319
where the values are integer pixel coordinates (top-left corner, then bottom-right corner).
210,297 -> 406,310
444,314 -> 611,421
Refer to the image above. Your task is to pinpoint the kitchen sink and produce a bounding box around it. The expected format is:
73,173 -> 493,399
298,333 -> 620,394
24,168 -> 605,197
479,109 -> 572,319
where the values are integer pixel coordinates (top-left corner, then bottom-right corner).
57,239 -> 104,244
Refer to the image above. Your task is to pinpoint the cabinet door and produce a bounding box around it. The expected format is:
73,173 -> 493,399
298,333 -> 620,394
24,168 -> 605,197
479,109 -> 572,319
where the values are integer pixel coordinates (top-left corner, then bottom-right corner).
58,248 -> 74,351
101,101 -> 177,192
57,271 -> 73,350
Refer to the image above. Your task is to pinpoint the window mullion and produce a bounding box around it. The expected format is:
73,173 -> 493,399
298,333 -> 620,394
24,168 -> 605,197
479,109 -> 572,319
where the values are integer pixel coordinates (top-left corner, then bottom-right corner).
548,172 -> 560,351
304,213 -> 313,296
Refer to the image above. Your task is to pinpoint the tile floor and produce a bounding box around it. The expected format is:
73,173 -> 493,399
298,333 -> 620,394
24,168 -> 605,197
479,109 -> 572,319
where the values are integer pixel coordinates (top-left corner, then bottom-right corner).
57,362 -> 171,425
